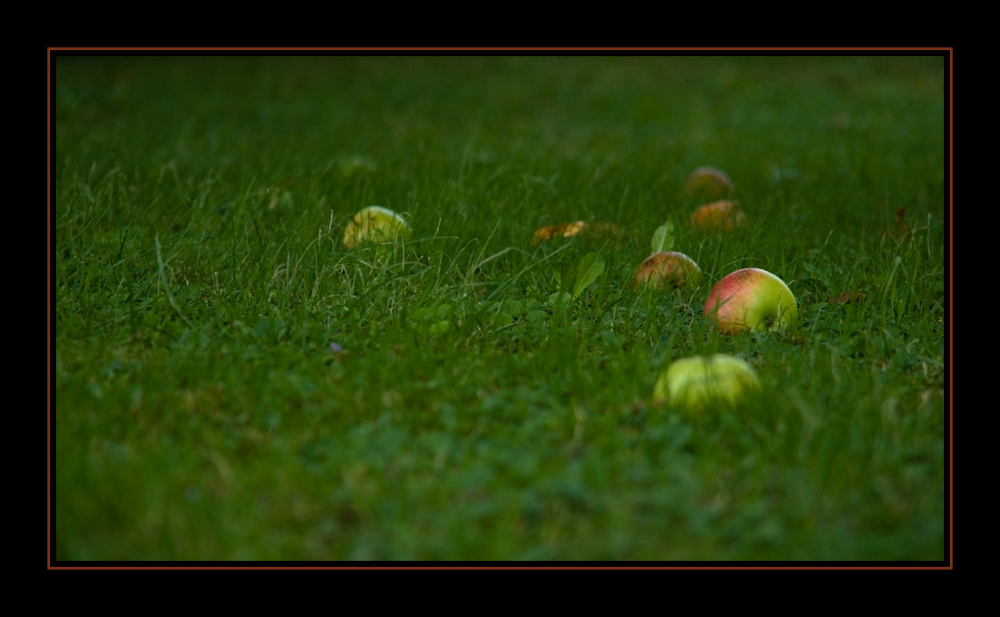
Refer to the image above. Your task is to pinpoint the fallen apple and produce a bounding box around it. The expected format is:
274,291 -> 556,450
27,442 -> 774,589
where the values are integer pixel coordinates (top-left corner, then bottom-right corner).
653,354 -> 760,411
686,166 -> 734,199
689,200 -> 746,232
632,251 -> 702,290
343,206 -> 411,249
704,268 -> 799,334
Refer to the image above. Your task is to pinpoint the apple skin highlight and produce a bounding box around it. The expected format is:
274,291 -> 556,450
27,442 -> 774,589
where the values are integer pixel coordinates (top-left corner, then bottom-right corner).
632,251 -> 701,290
703,268 -> 799,334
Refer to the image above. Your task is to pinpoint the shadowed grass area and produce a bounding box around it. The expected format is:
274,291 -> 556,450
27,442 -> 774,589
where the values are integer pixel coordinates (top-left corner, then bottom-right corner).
55,55 -> 945,561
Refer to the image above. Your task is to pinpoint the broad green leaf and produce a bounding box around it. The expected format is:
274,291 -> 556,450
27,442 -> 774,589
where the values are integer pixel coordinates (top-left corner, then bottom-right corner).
573,252 -> 605,299
651,221 -> 675,254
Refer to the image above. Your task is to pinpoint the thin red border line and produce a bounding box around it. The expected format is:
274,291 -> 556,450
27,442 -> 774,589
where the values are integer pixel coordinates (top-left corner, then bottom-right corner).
48,47 -> 953,51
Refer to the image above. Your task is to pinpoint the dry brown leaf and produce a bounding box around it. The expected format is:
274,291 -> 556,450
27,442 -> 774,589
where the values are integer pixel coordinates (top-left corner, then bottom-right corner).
879,202 -> 912,242
892,206 -> 913,241
532,221 -> 585,245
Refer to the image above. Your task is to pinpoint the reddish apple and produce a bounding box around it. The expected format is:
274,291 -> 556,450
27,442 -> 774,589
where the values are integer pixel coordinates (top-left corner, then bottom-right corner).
686,166 -> 734,199
703,268 -> 799,334
689,200 -> 746,232
632,251 -> 702,291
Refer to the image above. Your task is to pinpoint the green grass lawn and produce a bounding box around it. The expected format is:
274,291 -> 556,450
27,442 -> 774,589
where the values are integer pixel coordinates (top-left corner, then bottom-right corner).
54,55 -> 946,561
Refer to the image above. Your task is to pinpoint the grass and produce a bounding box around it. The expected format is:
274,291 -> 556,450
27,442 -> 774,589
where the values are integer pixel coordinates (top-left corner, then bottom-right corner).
54,55 -> 946,561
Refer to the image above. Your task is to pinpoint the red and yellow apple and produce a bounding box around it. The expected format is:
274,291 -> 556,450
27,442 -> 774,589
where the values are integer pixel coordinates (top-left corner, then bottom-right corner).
653,354 -> 760,411
689,200 -> 746,232
703,268 -> 798,334
632,251 -> 702,290
343,206 -> 411,249
685,166 -> 734,199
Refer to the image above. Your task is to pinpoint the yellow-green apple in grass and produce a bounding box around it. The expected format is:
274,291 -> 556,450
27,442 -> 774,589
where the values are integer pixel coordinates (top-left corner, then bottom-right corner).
654,354 -> 760,411
343,206 -> 411,249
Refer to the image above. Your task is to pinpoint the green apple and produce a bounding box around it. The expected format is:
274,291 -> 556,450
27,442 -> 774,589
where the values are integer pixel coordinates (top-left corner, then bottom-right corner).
343,206 -> 411,249
703,268 -> 798,334
632,251 -> 702,290
654,354 -> 760,411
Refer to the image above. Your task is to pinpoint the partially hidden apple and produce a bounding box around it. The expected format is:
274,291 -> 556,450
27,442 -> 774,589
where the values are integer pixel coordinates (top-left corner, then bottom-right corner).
703,268 -> 798,334
632,251 -> 702,290
686,166 -> 734,199
653,354 -> 760,411
689,200 -> 746,232
343,206 -> 411,249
